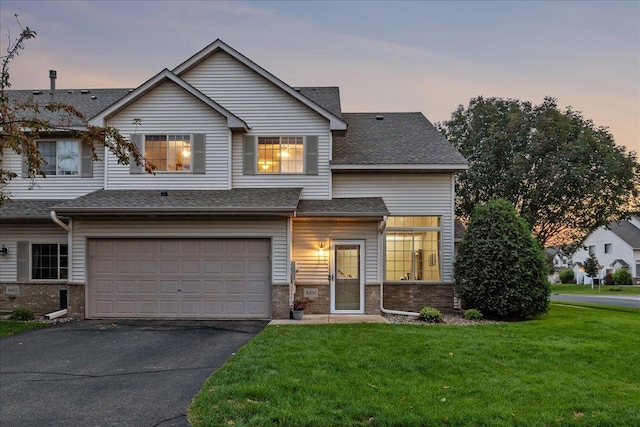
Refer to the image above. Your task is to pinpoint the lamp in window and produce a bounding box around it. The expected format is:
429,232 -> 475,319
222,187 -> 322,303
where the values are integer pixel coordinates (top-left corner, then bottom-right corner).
0,245 -> 7,256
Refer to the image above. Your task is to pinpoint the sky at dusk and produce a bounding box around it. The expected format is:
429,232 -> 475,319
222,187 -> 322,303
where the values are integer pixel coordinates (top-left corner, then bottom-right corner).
1,0 -> 638,155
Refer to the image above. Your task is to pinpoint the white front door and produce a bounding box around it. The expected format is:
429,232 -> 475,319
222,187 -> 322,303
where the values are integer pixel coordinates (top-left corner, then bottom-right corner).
330,241 -> 365,314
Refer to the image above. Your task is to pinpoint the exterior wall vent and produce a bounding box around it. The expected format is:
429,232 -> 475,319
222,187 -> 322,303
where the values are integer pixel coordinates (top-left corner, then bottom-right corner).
160,191 -> 169,197
80,89 -> 91,94
32,91 -> 43,95
375,115 -> 384,120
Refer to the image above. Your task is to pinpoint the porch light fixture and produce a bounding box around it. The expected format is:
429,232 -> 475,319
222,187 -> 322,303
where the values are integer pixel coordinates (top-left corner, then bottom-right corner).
0,245 -> 7,256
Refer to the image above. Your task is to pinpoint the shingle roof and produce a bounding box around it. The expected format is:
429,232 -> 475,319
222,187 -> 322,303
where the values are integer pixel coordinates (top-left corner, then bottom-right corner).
332,113 -> 468,167
296,87 -> 342,119
0,199 -> 66,221
6,89 -> 131,127
608,220 -> 640,249
51,188 -> 303,215
296,198 -> 388,217
610,259 -> 630,267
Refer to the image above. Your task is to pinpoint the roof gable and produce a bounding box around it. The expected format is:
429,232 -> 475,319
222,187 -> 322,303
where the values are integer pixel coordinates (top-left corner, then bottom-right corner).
89,69 -> 248,132
172,39 -> 347,132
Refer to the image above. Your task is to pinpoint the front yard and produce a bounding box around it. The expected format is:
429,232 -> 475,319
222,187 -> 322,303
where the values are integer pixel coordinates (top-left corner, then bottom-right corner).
189,305 -> 639,426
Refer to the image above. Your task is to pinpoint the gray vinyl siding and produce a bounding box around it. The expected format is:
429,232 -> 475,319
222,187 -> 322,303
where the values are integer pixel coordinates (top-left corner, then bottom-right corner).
292,220 -> 380,285
0,225 -> 68,282
2,146 -> 105,200
105,81 -> 231,190
181,51 -> 332,199
70,219 -> 290,285
332,173 -> 456,282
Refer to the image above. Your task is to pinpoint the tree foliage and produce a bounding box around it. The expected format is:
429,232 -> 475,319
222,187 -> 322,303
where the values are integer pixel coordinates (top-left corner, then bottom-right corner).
438,96 -> 640,246
0,16 -> 150,204
454,199 -> 550,320
583,254 -> 599,279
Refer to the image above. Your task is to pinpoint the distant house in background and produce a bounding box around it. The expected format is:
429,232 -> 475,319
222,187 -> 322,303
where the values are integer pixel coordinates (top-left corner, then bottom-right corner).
545,247 -> 570,283
571,217 -> 640,285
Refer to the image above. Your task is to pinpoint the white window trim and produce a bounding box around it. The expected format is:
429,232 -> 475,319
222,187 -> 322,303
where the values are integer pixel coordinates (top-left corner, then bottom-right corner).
257,136 -> 305,175
384,216 -> 442,283
37,140 -> 80,177
143,133 -> 193,173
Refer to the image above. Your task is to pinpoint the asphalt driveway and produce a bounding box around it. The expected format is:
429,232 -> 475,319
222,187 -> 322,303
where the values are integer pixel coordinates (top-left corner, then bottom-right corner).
0,319 -> 267,426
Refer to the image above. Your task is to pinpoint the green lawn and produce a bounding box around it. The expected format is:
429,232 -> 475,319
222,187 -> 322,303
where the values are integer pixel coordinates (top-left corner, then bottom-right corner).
551,283 -> 640,295
189,305 -> 640,426
0,321 -> 47,337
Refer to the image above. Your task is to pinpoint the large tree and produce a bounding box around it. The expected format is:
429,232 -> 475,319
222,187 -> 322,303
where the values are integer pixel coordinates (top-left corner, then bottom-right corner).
438,96 -> 640,246
0,17 -> 150,204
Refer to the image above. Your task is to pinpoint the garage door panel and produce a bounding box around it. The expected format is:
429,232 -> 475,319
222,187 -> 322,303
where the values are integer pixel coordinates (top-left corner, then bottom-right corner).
88,239 -> 271,319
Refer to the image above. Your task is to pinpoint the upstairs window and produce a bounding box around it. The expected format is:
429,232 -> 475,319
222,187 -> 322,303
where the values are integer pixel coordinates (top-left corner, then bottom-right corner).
37,141 -> 79,175
257,137 -> 304,174
32,243 -> 68,280
385,216 -> 441,282
604,243 -> 612,254
588,245 -> 596,255
145,135 -> 191,171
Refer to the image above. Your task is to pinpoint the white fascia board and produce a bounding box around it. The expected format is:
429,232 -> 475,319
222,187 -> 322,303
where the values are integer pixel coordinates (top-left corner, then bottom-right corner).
172,39 -> 348,131
330,163 -> 469,171
89,69 -> 248,131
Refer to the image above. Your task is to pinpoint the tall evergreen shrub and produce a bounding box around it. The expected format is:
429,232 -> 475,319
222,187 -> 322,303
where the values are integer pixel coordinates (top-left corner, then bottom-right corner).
454,199 -> 550,319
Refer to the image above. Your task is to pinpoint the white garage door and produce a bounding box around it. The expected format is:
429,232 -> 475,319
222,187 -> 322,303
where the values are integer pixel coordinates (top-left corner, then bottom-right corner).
87,239 -> 271,319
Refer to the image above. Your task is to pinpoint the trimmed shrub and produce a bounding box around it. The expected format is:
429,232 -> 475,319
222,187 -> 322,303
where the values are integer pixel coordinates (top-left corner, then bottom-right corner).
419,307 -> 443,323
464,309 -> 483,321
9,308 -> 35,321
612,269 -> 633,286
559,269 -> 575,284
454,199 -> 550,320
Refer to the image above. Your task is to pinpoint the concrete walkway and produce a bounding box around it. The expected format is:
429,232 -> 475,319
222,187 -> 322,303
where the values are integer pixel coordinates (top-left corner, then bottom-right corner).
268,314 -> 388,325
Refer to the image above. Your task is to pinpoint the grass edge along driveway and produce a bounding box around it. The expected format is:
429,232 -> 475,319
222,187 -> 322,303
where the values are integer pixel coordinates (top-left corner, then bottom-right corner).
189,305 -> 640,427
0,321 -> 47,337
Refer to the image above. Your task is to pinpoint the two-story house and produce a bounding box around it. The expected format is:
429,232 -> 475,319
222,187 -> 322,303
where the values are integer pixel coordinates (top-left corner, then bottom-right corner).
571,217 -> 640,285
0,40 -> 468,319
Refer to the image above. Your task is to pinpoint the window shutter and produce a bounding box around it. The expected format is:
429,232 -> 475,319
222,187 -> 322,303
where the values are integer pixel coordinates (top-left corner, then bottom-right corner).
192,134 -> 206,174
243,135 -> 256,175
17,241 -> 29,282
130,134 -> 143,174
305,136 -> 318,175
80,141 -> 93,178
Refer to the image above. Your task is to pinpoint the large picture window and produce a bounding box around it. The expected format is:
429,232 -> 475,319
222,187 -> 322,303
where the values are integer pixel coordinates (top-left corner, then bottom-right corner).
32,244 -> 68,280
37,141 -> 79,175
258,136 -> 303,174
385,216 -> 441,281
145,135 -> 191,171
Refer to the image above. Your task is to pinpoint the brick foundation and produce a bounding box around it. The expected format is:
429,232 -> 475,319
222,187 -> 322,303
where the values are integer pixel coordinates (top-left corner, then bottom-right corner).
382,282 -> 454,313
271,284 -> 291,319
294,283 -> 382,315
1,283 -> 85,318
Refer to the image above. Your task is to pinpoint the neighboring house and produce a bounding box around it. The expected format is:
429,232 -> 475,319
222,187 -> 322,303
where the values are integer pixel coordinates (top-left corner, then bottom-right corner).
545,247 -> 570,283
0,40 -> 468,319
571,217 -> 640,285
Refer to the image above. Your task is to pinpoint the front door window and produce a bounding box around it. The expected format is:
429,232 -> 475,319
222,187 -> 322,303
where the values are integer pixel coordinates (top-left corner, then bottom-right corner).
332,242 -> 364,313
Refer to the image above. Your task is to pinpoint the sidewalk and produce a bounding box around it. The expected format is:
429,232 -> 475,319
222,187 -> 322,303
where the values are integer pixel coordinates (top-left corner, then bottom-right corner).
268,314 -> 388,325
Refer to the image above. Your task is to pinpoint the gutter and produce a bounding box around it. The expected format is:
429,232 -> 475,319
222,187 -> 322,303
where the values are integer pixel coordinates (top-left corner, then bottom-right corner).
50,210 -> 70,231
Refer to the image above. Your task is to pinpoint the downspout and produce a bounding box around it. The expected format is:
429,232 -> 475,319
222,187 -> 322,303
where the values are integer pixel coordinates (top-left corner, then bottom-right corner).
378,215 -> 420,317
50,210 -> 69,231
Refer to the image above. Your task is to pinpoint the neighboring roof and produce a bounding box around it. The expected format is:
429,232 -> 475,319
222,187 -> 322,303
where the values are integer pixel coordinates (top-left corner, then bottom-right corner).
172,39 -> 347,132
332,113 -> 468,170
0,199 -> 66,221
610,259 -> 630,267
89,69 -> 248,131
296,87 -> 342,119
6,89 -> 131,128
296,198 -> 388,217
573,261 -> 584,267
52,188 -> 302,216
607,220 -> 640,249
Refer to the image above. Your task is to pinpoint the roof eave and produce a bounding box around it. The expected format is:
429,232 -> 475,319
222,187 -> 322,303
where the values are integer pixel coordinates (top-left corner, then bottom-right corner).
331,163 -> 469,172
295,212 -> 388,218
51,207 -> 296,216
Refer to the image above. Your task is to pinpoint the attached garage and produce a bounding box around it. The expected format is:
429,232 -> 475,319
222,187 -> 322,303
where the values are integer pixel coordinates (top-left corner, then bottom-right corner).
87,238 -> 271,319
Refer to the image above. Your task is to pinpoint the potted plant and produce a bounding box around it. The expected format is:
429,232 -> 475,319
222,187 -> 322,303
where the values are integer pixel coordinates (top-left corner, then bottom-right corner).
291,297 -> 311,320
